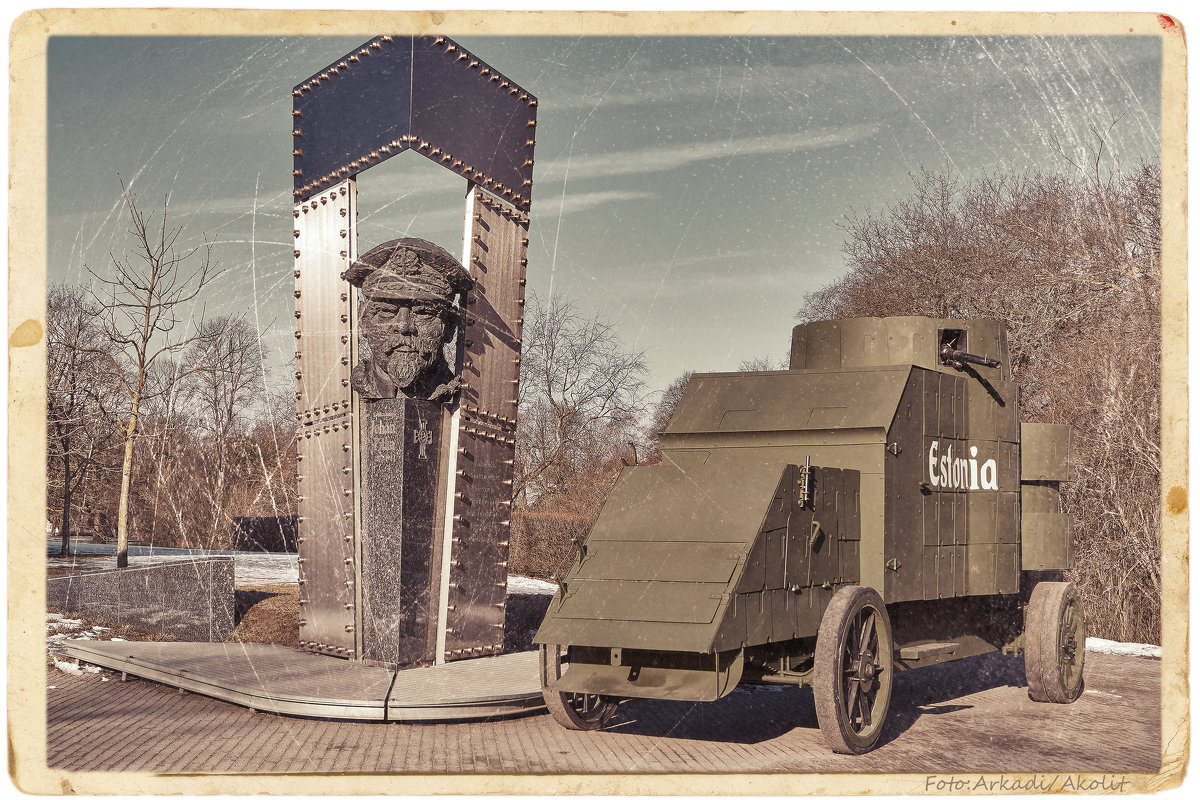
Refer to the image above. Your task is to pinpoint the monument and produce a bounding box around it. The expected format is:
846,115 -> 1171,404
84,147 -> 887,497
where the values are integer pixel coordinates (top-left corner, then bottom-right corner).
64,34 -> 544,720
292,34 -> 535,669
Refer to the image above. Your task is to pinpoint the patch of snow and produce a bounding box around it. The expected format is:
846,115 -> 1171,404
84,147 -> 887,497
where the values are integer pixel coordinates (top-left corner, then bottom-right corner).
507,575 -> 558,595
46,613 -> 118,660
1085,638 -> 1160,659
48,544 -> 555,592
50,659 -> 79,676
110,638 -> 125,642
1085,689 -> 1124,699
232,553 -> 299,585
46,541 -> 300,586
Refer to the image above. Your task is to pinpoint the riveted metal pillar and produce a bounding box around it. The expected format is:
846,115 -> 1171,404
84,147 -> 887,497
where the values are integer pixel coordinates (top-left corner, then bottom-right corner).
294,180 -> 359,658
436,188 -> 529,663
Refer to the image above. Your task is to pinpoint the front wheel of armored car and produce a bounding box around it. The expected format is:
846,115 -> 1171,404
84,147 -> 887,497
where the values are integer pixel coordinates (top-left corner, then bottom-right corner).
1024,581 -> 1085,703
813,586 -> 894,755
539,644 -> 619,731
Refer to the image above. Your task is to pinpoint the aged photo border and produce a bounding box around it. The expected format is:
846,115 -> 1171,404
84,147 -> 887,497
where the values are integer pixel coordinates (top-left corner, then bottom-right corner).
8,8 -> 1188,794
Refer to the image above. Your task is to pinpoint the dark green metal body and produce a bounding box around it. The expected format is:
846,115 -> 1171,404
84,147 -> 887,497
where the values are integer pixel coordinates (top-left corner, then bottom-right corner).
535,317 -> 1074,701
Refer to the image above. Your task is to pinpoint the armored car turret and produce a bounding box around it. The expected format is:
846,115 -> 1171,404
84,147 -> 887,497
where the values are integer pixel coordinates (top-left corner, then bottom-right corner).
534,316 -> 1081,754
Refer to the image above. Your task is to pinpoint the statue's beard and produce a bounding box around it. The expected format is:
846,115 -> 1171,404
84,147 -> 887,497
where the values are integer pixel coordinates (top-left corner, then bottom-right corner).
381,339 -> 439,390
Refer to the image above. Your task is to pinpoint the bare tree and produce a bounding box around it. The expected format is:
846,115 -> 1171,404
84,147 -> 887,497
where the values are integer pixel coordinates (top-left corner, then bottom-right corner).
240,388 -> 299,522
183,315 -> 266,546
736,354 -> 789,372
509,294 -> 649,577
137,356 -> 205,549
514,294 -> 649,502
83,182 -> 221,567
46,284 -> 123,555
641,370 -> 693,465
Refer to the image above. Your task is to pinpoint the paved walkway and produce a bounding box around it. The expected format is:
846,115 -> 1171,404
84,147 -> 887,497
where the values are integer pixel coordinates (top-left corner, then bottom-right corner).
46,651 -> 1160,778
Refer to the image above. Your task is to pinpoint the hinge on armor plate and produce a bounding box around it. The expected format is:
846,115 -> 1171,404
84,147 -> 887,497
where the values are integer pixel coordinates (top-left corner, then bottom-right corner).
797,455 -> 813,509
569,534 -> 587,563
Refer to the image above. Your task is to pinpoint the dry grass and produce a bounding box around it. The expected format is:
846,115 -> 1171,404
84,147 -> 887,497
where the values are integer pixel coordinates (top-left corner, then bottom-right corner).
46,554 -> 112,577
228,584 -> 299,647
227,583 -> 550,654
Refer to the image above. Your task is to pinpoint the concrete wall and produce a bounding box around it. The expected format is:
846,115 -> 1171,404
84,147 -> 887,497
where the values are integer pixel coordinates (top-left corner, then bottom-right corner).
47,558 -> 235,642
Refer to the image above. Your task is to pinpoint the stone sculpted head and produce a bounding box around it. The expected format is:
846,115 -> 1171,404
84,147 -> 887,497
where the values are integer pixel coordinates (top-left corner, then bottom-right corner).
341,238 -> 472,401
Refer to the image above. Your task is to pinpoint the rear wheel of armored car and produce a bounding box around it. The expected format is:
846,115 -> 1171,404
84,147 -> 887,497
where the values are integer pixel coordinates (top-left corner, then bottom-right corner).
813,586 -> 894,754
1024,581 -> 1085,703
539,644 -> 619,730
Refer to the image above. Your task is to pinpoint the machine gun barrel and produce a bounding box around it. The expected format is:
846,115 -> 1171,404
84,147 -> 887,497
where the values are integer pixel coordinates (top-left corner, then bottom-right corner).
939,345 -> 1001,369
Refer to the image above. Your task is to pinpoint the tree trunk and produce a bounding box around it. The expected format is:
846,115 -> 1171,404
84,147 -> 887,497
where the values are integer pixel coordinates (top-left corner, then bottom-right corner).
115,399 -> 139,568
210,463 -> 226,550
59,447 -> 71,557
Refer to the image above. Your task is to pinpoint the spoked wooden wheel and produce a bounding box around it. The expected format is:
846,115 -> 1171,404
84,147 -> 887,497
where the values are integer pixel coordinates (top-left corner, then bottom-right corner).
539,644 -> 618,731
813,586 -> 894,754
1025,581 -> 1085,703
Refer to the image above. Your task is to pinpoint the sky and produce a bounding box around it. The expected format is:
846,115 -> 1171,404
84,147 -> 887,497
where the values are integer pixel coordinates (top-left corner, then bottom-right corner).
44,30 -> 1163,405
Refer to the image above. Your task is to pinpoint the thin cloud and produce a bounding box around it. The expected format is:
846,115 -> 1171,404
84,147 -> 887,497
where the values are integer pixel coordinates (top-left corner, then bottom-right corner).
545,61 -> 819,111
538,124 -> 881,182
555,189 -> 657,214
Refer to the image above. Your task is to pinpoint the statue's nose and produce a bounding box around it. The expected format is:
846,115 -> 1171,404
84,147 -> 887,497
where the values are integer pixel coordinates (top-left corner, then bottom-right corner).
395,307 -> 415,333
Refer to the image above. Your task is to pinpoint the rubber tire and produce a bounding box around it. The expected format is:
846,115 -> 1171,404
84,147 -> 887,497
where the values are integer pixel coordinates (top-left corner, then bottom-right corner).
1025,581 -> 1086,703
539,644 -> 618,731
813,586 -> 894,755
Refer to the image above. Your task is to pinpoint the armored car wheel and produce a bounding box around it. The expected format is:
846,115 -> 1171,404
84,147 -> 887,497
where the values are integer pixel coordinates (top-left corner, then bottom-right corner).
1025,581 -> 1085,703
813,586 -> 894,754
539,644 -> 618,731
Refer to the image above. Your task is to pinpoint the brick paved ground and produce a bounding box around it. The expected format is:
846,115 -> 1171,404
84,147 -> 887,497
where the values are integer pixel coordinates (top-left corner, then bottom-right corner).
46,651 -> 1160,776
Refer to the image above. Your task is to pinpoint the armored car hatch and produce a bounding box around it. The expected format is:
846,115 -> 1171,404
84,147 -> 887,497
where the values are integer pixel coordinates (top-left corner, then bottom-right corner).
535,316 -> 1080,753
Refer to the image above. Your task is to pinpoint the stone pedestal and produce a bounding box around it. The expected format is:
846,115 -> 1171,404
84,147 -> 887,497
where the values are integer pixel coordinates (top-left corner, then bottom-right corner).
360,398 -> 448,666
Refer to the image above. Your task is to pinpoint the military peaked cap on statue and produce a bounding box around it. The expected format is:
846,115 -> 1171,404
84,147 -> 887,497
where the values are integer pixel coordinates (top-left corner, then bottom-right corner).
341,238 -> 473,306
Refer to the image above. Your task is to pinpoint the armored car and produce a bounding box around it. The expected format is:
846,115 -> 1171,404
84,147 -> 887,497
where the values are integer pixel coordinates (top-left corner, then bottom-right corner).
534,316 -> 1081,754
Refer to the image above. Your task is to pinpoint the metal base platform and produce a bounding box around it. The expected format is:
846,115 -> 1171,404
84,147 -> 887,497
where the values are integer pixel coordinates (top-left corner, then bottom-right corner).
62,641 -> 544,722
